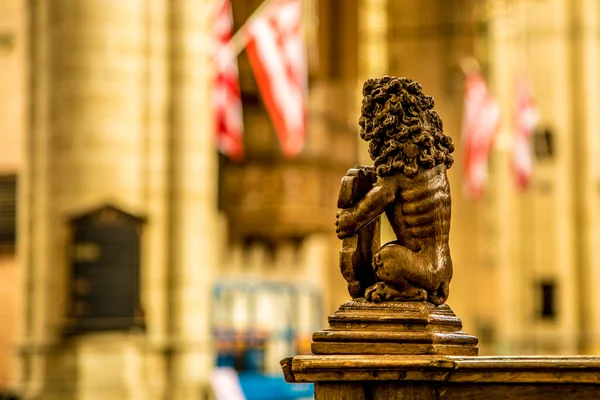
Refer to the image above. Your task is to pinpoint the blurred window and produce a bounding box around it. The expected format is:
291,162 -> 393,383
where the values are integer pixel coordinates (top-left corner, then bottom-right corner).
533,127 -> 555,160
539,280 -> 556,320
0,174 -> 16,246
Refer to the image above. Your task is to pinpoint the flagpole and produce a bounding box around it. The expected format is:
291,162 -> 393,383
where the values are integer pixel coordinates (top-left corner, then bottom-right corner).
211,0 -> 276,67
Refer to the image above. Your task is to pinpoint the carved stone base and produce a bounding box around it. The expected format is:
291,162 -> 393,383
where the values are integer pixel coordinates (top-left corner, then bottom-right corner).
311,300 -> 478,356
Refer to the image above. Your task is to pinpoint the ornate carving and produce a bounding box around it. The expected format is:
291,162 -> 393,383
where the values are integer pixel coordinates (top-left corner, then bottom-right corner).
336,77 -> 456,305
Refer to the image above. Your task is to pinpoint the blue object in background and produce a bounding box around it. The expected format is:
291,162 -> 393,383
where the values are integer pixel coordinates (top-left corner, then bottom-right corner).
212,281 -> 321,399
245,347 -> 265,372
238,372 -> 314,400
215,353 -> 235,369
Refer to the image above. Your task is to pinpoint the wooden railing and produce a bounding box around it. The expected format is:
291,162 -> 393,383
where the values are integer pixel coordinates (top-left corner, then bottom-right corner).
282,355 -> 600,399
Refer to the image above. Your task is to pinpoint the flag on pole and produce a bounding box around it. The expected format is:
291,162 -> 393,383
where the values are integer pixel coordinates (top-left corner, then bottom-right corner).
245,0 -> 307,157
213,0 -> 244,160
513,75 -> 539,190
462,69 -> 501,199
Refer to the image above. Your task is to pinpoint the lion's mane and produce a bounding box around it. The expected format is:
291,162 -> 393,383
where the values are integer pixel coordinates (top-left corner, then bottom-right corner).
359,76 -> 455,178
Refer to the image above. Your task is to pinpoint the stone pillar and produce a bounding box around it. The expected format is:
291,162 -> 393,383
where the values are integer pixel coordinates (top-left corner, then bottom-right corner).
22,0 -> 221,398
23,0 -> 150,398
570,0 -> 600,354
357,0 -> 388,166
141,0 -> 170,397
487,1 -> 524,355
357,0 -> 388,87
0,0 -> 26,391
166,0 -> 216,398
356,0 -> 394,243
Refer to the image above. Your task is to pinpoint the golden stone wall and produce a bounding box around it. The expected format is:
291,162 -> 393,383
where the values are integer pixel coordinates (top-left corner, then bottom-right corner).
0,0 -> 24,174
0,0 -> 25,390
20,0 -> 217,398
486,0 -> 600,355
0,253 -> 19,388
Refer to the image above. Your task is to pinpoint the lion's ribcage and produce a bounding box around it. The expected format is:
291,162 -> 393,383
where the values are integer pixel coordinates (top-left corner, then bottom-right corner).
400,172 -> 451,239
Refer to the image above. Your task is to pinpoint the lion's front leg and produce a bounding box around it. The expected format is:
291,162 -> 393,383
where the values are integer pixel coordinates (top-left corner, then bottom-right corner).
336,181 -> 396,240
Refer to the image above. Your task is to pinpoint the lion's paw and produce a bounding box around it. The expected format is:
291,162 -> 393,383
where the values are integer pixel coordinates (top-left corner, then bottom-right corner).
365,282 -> 402,302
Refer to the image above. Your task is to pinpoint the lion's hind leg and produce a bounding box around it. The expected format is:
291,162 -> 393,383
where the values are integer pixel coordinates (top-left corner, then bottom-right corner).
367,243 -> 427,302
427,280 -> 449,305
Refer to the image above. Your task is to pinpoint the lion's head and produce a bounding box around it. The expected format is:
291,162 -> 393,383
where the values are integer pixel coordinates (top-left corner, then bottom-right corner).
359,76 -> 455,178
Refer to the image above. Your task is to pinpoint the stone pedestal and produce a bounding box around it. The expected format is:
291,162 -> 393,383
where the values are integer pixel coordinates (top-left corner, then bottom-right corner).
311,300 -> 478,356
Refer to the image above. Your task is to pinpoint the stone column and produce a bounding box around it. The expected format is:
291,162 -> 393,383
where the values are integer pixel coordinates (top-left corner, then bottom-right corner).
525,0 -> 578,356
23,0 -> 218,398
487,1 -> 523,355
357,0 -> 394,243
141,0 -> 170,397
0,0 -> 26,391
357,0 -> 388,86
22,0 -> 160,398
570,0 -> 600,354
166,0 -> 217,398
357,0 -> 388,166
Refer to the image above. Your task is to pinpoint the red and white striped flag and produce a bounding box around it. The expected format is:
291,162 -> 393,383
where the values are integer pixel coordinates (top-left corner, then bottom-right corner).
245,0 -> 307,157
462,70 -> 501,199
513,76 -> 539,190
213,0 -> 244,160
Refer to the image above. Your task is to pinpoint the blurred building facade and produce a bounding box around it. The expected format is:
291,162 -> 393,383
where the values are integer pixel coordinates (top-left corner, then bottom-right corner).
484,0 -> 600,355
7,0 -> 220,398
2,0 -> 600,399
0,0 -> 24,393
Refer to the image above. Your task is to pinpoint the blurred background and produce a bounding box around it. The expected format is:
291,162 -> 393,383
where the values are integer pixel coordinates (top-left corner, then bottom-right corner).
0,0 -> 598,398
